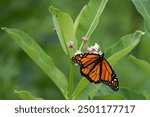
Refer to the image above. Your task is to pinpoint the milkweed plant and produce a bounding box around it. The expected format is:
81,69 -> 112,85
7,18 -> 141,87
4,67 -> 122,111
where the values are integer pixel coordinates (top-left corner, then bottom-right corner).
2,0 -> 150,100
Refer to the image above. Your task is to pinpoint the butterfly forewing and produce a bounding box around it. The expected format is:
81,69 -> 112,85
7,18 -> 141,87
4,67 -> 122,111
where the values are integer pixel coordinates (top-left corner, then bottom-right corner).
81,61 -> 97,77
72,53 -> 100,68
88,63 -> 101,83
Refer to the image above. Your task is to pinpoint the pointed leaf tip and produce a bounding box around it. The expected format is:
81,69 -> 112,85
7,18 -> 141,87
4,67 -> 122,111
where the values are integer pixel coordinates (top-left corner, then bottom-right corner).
50,6 -> 76,56
136,30 -> 145,36
106,30 -> 144,66
49,6 -> 60,16
15,90 -> 44,100
49,6 -> 55,13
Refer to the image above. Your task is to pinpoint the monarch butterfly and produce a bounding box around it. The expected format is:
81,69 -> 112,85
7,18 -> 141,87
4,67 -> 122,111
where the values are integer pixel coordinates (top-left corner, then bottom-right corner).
72,53 -> 119,91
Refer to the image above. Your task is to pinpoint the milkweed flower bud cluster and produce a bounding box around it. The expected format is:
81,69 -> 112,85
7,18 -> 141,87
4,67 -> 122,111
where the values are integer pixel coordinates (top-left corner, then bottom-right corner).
87,43 -> 100,54
67,36 -> 102,55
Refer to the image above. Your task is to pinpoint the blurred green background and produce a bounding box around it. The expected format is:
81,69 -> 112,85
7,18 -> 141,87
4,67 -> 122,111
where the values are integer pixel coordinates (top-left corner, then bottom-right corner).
0,0 -> 150,99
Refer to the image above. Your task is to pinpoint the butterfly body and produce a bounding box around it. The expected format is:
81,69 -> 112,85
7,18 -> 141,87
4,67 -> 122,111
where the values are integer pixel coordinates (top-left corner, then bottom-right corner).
72,53 -> 119,91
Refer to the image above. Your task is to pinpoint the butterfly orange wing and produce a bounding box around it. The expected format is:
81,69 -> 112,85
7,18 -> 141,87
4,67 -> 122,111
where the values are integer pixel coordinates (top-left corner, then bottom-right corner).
72,53 -> 100,67
72,53 -> 100,82
100,59 -> 119,91
72,53 -> 119,91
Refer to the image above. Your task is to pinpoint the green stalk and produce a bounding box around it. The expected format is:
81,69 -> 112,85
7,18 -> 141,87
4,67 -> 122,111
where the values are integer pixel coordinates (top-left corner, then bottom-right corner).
68,62 -> 75,99
79,41 -> 84,51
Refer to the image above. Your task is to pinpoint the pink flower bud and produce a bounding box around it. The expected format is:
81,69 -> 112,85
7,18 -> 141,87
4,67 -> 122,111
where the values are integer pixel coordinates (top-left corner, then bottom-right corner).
67,41 -> 74,49
87,43 -> 100,53
82,36 -> 88,42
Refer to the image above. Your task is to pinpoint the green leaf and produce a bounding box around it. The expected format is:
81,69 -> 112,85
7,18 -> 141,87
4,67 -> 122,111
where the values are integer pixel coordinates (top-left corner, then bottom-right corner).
118,88 -> 146,100
2,27 -> 68,99
132,0 -> 150,38
72,78 -> 90,99
72,0 -> 108,99
90,84 -> 124,100
93,87 -> 146,100
74,0 -> 108,46
15,90 -> 43,100
106,30 -> 145,66
75,84 -> 98,100
49,6 -> 77,57
72,78 -> 101,100
129,55 -> 150,77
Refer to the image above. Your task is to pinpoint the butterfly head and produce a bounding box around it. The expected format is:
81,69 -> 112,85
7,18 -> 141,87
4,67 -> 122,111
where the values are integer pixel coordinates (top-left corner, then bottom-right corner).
72,53 -> 84,66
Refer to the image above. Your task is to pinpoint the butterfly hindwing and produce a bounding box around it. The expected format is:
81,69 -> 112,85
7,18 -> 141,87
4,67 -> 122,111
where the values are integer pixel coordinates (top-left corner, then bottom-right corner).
72,53 -> 119,91
101,59 -> 119,91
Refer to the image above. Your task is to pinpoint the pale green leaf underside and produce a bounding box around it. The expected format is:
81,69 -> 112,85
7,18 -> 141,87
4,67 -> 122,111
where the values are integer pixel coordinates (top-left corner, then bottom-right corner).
2,27 -> 68,99
129,55 -> 150,77
74,0 -> 108,46
49,6 -> 76,57
106,30 -> 145,66
132,0 -> 150,37
15,90 -> 43,100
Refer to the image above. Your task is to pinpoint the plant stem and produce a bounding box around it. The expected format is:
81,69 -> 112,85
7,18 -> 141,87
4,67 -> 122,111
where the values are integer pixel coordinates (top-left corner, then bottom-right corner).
79,41 -> 84,51
68,62 -> 74,99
